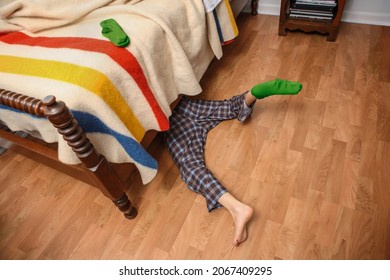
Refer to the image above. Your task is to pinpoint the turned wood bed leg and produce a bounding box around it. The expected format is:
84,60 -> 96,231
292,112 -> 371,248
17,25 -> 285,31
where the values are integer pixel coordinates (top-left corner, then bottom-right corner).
0,89 -> 137,219
42,95 -> 138,219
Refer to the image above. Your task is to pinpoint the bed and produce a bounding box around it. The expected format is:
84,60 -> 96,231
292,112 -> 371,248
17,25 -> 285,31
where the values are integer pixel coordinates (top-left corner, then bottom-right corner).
0,0 -> 254,219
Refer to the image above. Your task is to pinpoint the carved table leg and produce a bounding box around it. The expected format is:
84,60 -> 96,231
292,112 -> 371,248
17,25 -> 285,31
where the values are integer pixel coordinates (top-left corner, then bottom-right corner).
251,0 -> 259,15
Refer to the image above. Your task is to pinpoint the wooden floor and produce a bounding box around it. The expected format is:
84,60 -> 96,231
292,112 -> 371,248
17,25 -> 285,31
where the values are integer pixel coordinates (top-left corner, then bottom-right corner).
1,14 -> 389,260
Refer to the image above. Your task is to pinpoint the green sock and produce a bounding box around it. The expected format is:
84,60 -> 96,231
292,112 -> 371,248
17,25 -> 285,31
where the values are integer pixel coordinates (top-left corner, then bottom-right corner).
100,18 -> 130,47
251,78 -> 302,99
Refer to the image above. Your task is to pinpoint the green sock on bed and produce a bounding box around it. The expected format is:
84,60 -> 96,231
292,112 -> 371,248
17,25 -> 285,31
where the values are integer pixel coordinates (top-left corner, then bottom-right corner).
251,78 -> 302,99
100,18 -> 130,47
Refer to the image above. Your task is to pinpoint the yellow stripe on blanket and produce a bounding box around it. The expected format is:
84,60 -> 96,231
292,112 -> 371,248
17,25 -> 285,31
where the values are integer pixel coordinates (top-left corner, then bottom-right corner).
0,55 -> 145,141
223,0 -> 238,37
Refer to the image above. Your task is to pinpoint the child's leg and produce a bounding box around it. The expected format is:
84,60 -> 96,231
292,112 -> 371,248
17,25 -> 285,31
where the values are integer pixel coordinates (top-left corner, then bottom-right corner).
178,93 -> 254,126
164,111 -> 227,211
164,94 -> 256,246
180,156 -> 253,246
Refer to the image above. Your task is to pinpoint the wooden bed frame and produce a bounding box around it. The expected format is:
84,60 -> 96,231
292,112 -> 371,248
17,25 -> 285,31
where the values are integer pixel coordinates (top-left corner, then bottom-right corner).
0,1 -> 259,220
0,89 -> 139,219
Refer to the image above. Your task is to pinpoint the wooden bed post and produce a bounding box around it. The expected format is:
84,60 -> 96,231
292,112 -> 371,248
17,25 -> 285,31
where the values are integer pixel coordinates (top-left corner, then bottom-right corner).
0,90 -> 137,219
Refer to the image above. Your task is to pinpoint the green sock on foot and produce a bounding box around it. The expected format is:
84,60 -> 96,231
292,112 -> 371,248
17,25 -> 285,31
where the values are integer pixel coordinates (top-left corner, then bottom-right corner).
251,78 -> 302,99
100,18 -> 130,47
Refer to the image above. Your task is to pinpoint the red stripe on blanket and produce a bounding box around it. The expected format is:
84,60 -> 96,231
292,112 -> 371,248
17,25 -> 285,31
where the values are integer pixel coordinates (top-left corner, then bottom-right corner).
0,32 -> 169,131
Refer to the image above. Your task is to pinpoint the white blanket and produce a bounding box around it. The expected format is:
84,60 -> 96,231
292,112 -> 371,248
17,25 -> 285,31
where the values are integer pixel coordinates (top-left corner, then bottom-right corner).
202,0 -> 222,13
0,0 -> 143,32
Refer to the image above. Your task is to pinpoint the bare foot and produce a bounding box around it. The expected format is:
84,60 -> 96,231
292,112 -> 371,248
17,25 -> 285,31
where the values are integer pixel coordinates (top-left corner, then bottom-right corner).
232,204 -> 253,246
217,193 -> 254,247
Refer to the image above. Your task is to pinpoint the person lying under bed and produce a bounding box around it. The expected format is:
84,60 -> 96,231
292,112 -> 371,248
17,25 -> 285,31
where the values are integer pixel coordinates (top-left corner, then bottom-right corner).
164,78 -> 302,246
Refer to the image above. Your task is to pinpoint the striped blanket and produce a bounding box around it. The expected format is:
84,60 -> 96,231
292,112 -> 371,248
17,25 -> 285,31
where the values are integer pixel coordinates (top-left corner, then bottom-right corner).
0,0 -> 238,184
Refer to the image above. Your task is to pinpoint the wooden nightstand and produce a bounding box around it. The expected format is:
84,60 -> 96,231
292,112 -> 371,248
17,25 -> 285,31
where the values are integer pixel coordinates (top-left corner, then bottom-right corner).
278,0 -> 346,41
251,0 -> 259,15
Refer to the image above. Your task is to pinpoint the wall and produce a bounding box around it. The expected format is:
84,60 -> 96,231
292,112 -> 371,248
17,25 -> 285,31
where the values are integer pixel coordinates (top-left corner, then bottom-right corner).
245,0 -> 390,26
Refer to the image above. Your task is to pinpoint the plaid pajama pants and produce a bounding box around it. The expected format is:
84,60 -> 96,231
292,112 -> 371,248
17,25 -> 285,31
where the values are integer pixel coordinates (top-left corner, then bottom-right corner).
163,92 -> 254,211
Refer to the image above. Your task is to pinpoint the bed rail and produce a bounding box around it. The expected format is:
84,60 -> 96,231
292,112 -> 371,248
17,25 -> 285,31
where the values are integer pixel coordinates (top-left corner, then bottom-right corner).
0,89 -> 137,219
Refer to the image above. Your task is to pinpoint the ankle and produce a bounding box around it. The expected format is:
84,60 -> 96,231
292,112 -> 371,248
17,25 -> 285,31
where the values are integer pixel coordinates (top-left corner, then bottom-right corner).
244,91 -> 256,106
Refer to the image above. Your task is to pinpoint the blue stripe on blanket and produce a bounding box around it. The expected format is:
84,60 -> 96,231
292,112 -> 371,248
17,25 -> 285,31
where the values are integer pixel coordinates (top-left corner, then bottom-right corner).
212,9 -> 224,43
0,105 -> 158,170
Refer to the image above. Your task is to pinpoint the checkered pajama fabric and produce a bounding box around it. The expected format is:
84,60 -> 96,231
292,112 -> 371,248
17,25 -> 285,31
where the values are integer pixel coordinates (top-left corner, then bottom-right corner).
163,92 -> 254,211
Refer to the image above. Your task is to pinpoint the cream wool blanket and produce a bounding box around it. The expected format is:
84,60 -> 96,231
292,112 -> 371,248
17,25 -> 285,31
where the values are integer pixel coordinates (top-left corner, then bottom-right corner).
0,0 -> 143,32
0,0 -> 238,183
